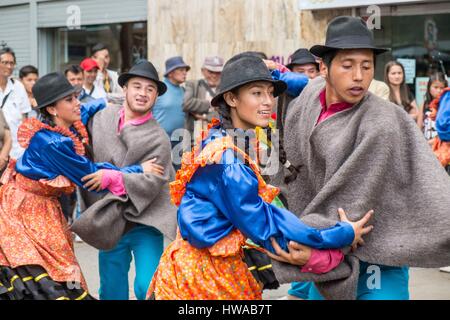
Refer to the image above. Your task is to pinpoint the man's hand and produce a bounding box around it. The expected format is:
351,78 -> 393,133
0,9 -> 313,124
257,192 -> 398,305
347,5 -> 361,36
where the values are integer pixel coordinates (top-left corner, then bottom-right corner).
81,170 -> 105,192
265,238 -> 312,266
338,208 -> 374,252
142,158 -> 165,176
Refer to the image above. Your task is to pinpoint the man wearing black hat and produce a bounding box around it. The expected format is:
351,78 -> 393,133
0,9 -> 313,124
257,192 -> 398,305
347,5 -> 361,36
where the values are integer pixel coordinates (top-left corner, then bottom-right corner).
287,48 -> 320,80
270,16 -> 450,300
71,60 -> 177,300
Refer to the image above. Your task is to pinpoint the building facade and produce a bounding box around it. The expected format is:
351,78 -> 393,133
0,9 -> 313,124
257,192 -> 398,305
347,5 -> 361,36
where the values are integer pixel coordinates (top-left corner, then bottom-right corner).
298,0 -> 450,105
147,0 -> 450,85
147,0 -> 302,79
0,0 -> 148,75
1,0 -> 449,99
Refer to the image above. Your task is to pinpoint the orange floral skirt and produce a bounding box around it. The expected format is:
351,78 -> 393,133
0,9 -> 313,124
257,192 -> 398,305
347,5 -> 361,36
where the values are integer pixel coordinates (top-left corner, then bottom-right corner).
147,229 -> 263,300
0,172 -> 88,291
432,138 -> 450,167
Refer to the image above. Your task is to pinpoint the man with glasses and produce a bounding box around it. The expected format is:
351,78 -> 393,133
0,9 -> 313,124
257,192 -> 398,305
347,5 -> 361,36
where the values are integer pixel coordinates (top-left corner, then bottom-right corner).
0,47 -> 32,160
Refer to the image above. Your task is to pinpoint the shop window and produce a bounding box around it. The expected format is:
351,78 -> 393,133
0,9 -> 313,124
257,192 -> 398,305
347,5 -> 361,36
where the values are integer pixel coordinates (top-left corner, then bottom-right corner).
373,14 -> 450,78
46,21 -> 147,74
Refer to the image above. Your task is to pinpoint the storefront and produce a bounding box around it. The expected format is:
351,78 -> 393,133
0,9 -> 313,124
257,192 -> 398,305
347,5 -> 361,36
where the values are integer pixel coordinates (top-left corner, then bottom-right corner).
298,0 -> 450,105
0,0 -> 148,75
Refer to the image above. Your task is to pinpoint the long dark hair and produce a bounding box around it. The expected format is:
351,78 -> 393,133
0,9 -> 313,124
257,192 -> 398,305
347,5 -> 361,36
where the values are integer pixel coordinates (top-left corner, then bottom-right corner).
216,94 -> 237,131
38,106 -> 57,127
275,94 -> 298,184
216,86 -> 298,183
423,72 -> 448,113
385,61 -> 413,113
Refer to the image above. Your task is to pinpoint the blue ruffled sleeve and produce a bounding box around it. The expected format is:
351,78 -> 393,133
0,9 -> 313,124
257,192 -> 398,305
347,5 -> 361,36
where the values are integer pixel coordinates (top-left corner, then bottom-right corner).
436,91 -> 450,142
207,164 -> 354,253
271,69 -> 308,97
80,98 -> 107,125
178,189 -> 236,248
39,136 -> 140,188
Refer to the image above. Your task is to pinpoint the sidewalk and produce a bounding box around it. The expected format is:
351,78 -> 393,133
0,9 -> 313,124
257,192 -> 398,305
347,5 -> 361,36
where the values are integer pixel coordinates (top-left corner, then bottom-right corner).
75,242 -> 450,300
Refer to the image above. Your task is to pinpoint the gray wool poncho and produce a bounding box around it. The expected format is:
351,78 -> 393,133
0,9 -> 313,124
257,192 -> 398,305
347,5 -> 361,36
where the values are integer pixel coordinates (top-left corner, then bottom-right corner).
271,76 -> 450,300
71,105 -> 178,250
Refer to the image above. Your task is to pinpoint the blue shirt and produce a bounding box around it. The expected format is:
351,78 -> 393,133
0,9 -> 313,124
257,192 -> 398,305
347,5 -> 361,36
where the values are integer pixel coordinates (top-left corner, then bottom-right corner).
152,78 -> 186,139
16,101 -> 143,189
177,127 -> 355,254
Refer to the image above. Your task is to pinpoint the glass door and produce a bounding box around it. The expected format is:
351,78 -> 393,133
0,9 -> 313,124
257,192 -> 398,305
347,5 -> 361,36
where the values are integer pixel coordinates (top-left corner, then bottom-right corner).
39,21 -> 147,74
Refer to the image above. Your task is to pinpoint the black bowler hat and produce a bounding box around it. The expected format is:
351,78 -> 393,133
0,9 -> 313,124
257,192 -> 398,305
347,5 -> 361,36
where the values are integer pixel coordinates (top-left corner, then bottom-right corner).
310,16 -> 389,58
118,60 -> 167,96
287,49 -> 319,70
211,53 -> 287,107
32,72 -> 77,109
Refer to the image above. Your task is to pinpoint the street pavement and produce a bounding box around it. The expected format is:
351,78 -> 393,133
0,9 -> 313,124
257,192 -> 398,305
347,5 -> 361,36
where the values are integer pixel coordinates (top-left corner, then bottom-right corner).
75,242 -> 450,300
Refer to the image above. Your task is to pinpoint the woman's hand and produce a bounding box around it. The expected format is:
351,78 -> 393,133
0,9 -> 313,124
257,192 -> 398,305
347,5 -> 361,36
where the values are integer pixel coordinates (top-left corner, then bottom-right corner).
265,238 -> 312,266
338,208 -> 374,252
142,158 -> 165,176
81,170 -> 105,192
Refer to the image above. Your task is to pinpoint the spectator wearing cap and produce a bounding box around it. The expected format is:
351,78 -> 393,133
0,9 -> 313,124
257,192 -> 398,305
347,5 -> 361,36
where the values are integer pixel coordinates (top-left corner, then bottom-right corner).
91,43 -> 123,96
80,57 -> 107,100
153,57 -> 190,156
0,47 -> 32,160
287,48 -> 320,80
183,56 -> 224,148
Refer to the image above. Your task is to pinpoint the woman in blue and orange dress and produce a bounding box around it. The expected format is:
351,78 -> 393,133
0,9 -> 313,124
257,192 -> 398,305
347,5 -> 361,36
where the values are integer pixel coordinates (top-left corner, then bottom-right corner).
429,87 -> 450,273
0,72 -> 154,300
430,87 -> 450,170
147,54 -> 374,300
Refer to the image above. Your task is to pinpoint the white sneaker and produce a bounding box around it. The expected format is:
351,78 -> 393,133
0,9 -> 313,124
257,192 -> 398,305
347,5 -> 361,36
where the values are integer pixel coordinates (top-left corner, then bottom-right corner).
439,266 -> 450,273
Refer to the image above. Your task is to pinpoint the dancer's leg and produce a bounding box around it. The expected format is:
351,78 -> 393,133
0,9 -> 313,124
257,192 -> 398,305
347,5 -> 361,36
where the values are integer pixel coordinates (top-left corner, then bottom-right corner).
98,236 -> 132,300
130,225 -> 164,301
